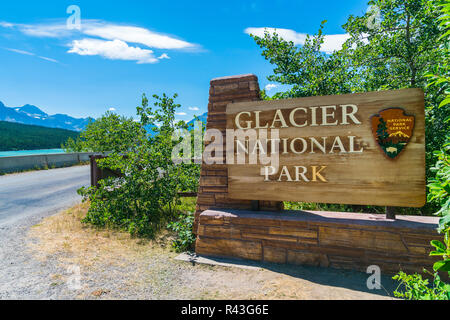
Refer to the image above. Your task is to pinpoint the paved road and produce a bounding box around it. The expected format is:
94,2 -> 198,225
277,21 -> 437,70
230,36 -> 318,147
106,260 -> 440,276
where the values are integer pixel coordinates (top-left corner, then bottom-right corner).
0,165 -> 90,299
0,165 -> 90,227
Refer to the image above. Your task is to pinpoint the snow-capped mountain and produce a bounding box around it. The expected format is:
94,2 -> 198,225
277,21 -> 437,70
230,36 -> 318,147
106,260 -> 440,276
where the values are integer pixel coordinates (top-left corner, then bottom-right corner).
0,101 -> 93,132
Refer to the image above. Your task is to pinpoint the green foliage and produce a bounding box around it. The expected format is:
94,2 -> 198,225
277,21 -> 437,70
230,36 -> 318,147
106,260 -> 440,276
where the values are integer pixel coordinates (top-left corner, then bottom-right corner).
251,0 -> 449,215
343,0 -> 442,90
250,21 -> 361,99
63,136 -> 85,152
376,118 -> 389,142
167,211 -> 196,252
344,0 -> 449,182
390,1 -> 450,300
284,201 -> 369,213
0,121 -> 79,151
430,232 -> 450,273
393,271 -> 450,300
79,93 -> 200,237
429,190 -> 450,275
427,137 -> 450,217
63,111 -> 146,153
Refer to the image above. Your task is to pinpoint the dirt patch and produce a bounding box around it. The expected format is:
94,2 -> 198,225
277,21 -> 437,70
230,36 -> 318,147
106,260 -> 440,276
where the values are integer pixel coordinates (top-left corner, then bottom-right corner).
27,204 -> 396,300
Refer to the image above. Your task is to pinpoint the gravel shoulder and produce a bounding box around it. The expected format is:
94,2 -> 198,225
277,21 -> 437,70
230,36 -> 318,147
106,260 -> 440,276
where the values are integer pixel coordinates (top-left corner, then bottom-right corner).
0,203 -> 399,300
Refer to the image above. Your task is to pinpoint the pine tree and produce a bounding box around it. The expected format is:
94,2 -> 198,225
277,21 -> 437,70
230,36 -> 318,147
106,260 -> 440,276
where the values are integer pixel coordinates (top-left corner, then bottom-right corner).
376,117 -> 389,144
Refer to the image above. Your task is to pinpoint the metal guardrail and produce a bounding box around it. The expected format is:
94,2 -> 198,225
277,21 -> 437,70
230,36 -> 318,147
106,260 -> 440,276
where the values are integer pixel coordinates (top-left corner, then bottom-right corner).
0,152 -> 100,174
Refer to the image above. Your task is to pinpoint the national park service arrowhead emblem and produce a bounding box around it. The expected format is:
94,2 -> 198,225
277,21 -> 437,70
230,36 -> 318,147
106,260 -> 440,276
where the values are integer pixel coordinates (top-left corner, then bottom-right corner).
371,108 -> 415,160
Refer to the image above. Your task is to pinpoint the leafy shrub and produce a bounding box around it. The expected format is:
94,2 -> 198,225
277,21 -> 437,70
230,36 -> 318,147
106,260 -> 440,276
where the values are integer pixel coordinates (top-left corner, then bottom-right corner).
393,137 -> 450,299
393,271 -> 450,300
427,134 -> 450,218
64,111 -> 145,153
167,211 -> 196,252
78,93 -> 200,237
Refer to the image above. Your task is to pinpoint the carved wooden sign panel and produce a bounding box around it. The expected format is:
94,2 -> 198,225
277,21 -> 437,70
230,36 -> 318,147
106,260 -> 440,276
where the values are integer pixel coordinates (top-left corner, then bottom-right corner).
225,88 -> 425,207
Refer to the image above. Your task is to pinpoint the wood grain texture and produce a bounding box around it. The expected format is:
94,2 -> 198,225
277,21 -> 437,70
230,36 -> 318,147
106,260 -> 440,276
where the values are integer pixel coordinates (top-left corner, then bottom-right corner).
226,88 -> 426,207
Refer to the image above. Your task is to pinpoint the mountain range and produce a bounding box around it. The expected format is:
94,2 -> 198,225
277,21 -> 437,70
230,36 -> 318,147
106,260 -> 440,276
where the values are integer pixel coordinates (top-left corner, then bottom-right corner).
0,100 -> 208,133
0,101 -> 93,132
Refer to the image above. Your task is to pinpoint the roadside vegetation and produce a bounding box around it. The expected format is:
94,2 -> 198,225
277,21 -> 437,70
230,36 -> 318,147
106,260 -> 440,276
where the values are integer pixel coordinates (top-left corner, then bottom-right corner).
66,94 -> 200,251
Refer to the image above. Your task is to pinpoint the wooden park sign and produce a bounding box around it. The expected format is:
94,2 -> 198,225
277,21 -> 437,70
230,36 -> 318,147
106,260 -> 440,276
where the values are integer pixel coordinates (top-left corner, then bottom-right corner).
194,75 -> 441,276
226,88 -> 425,207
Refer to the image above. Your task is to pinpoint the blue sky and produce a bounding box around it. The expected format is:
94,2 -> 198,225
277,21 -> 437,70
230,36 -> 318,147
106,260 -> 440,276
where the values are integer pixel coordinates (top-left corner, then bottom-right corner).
0,0 -> 369,121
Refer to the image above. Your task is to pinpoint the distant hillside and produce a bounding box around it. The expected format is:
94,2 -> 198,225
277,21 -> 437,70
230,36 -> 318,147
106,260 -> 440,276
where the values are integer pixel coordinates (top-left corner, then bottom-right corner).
187,112 -> 208,129
145,112 -> 208,135
0,121 -> 79,151
0,101 -> 93,132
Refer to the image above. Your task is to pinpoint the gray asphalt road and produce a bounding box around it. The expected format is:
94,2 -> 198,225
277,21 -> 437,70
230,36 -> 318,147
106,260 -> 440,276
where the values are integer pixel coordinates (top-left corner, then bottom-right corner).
0,165 -> 90,299
0,165 -> 90,227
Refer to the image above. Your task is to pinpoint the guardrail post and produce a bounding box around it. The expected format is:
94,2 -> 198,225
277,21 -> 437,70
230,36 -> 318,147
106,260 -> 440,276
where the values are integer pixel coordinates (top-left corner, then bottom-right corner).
386,206 -> 396,220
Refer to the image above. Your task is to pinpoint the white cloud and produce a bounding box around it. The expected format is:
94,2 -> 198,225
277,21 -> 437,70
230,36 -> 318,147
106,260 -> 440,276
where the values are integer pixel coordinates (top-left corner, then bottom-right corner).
158,53 -> 170,59
83,23 -> 197,50
175,112 -> 187,116
188,106 -> 199,111
5,48 -> 34,56
320,34 -> 351,54
245,27 -> 307,45
244,27 -> 350,54
0,21 -> 72,37
0,20 -> 199,64
4,47 -> 59,63
0,20 -> 198,50
265,83 -> 278,91
38,56 -> 60,63
108,107 -> 116,111
0,21 -> 14,28
21,23 -> 72,38
68,38 -> 159,64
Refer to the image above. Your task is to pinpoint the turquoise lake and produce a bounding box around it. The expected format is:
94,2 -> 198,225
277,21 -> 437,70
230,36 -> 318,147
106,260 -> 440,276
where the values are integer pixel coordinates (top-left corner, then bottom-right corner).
0,149 -> 65,157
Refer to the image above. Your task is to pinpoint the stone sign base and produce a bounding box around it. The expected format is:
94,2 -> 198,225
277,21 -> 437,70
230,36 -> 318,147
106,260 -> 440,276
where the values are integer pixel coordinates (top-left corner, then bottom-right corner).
195,209 -> 442,275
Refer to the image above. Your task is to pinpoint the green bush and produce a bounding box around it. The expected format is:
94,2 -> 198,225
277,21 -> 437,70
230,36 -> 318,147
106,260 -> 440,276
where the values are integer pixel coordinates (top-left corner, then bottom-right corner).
78,93 -> 200,237
63,111 -> 145,153
393,271 -> 450,300
427,135 -> 450,219
167,211 -> 196,252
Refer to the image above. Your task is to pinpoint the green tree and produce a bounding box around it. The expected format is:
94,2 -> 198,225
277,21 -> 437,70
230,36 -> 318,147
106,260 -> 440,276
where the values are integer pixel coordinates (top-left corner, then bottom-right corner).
250,22 -> 361,100
79,94 -> 201,237
343,0 -> 449,178
343,0 -> 442,90
376,118 -> 390,142
249,0 -> 449,215
63,111 -> 145,153
0,121 -> 79,151
393,1 -> 449,299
